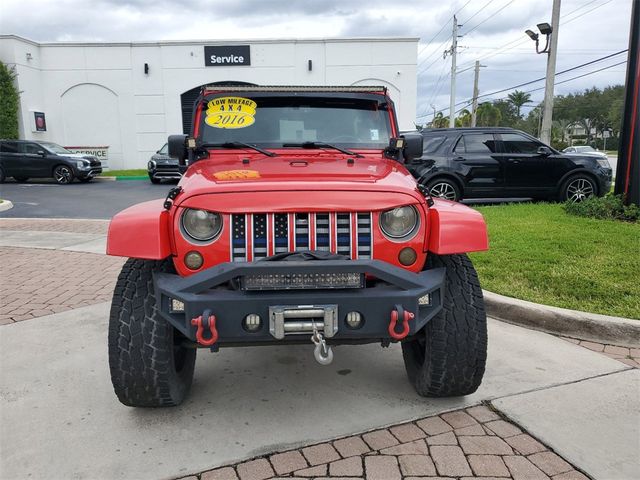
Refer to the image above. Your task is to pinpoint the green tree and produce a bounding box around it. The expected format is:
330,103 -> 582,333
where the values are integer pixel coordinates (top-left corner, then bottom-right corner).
493,99 -> 520,127
476,102 -> 502,126
0,61 -> 20,139
507,90 -> 532,118
456,109 -> 472,127
430,111 -> 449,128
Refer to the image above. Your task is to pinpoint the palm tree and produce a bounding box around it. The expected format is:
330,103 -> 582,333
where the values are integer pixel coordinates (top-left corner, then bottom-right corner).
476,103 -> 502,126
430,111 -> 449,128
507,90 -> 532,118
456,109 -> 472,127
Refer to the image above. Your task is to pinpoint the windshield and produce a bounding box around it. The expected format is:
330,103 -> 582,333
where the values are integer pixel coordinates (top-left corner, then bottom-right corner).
575,146 -> 596,152
198,94 -> 392,149
158,143 -> 168,155
39,142 -> 72,154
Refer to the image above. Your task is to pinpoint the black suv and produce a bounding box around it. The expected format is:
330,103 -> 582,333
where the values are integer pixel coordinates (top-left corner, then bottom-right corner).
407,128 -> 612,202
147,143 -> 182,184
0,140 -> 102,184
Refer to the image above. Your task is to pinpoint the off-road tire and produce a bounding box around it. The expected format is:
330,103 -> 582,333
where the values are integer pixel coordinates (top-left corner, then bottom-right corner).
108,258 -> 196,407
401,253 -> 487,397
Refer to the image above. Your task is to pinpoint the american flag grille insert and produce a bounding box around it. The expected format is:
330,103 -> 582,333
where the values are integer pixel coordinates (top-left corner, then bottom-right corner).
229,212 -> 373,262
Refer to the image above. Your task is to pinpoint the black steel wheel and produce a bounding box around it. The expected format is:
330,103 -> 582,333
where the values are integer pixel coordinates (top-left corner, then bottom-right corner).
53,165 -> 74,184
108,258 -> 196,407
401,253 -> 487,397
425,178 -> 462,202
561,174 -> 597,202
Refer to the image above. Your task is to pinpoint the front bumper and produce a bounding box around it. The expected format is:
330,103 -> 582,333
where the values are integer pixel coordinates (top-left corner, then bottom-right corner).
77,166 -> 103,178
148,165 -> 182,180
154,260 -> 445,346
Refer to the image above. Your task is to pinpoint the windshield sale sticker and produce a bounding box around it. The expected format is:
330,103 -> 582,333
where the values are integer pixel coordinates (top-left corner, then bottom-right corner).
205,97 -> 257,129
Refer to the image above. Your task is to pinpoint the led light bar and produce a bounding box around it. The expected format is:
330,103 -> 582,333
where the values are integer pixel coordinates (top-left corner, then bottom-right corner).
241,272 -> 364,291
202,85 -> 387,93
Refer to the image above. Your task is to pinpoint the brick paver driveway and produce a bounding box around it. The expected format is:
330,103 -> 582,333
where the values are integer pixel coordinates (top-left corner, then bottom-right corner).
0,219 -> 124,324
189,405 -> 588,480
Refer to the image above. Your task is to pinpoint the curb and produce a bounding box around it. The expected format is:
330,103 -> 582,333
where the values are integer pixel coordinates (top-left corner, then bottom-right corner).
483,289 -> 640,348
0,200 -> 14,212
94,176 -> 116,182
116,176 -> 147,181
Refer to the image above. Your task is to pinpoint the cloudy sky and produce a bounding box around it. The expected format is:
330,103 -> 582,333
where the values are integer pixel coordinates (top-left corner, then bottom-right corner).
0,0 -> 633,123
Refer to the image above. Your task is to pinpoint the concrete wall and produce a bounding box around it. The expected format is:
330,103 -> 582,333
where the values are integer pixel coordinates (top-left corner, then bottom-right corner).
0,35 -> 418,170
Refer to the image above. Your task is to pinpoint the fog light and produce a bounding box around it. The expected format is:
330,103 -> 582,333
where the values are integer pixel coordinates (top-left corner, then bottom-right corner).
418,293 -> 431,306
243,313 -> 262,332
171,299 -> 185,312
345,311 -> 363,329
398,247 -> 417,266
184,251 -> 204,270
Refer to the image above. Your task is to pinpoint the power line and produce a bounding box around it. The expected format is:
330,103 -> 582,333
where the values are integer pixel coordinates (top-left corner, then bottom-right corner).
456,0 -> 620,70
448,60 -> 627,118
456,49 -> 628,106
417,0 -> 473,64
417,57 -> 628,119
464,0 -> 517,36
459,0 -> 497,25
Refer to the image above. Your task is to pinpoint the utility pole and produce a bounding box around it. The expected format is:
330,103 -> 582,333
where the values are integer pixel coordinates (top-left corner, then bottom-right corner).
540,0 -> 561,144
447,15 -> 459,128
471,60 -> 486,127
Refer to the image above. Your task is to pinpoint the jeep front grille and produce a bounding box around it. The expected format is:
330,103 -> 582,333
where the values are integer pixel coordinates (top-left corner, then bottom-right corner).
230,212 -> 373,262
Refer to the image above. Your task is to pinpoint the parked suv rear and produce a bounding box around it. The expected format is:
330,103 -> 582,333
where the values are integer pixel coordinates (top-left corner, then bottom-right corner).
407,127 -> 612,202
0,140 -> 102,184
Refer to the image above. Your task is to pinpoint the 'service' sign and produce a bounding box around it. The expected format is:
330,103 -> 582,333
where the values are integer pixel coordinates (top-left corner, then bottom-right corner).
204,45 -> 251,67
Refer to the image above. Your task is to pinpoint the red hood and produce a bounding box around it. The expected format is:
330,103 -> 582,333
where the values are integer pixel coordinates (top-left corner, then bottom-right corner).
176,149 -> 424,209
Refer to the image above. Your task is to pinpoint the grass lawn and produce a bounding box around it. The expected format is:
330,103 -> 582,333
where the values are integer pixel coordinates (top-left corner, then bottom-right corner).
469,202 -> 640,319
102,169 -> 147,176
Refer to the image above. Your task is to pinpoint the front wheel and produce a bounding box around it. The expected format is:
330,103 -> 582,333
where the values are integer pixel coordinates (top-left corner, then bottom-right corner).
108,258 -> 196,407
560,174 -> 597,202
401,253 -> 487,397
425,178 -> 462,202
53,165 -> 74,184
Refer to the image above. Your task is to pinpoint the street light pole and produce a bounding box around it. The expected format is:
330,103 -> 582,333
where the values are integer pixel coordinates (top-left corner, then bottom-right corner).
540,0 -> 561,145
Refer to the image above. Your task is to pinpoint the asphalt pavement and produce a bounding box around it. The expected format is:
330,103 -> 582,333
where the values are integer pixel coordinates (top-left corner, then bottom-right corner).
0,179 -> 173,219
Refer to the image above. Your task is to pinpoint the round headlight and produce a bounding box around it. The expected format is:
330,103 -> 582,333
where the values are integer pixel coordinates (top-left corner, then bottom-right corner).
181,209 -> 222,242
380,206 -> 418,238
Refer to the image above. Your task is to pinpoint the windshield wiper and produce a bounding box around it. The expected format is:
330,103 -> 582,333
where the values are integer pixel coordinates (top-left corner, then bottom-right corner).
282,141 -> 364,158
200,142 -> 278,157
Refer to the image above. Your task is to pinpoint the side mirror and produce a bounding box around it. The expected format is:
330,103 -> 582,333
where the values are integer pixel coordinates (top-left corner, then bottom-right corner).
402,133 -> 423,162
168,134 -> 188,165
537,146 -> 552,156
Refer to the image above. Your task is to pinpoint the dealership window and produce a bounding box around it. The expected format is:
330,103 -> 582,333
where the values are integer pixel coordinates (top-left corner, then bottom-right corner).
501,133 -> 542,154
454,134 -> 497,153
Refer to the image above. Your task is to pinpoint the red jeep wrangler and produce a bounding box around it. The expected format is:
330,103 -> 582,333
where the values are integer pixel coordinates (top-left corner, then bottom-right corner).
106,86 -> 489,407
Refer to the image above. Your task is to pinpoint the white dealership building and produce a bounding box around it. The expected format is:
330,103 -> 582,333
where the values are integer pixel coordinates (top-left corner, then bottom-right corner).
0,35 -> 418,170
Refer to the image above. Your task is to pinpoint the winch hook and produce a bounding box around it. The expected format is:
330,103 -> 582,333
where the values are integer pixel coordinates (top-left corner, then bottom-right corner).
311,324 -> 334,365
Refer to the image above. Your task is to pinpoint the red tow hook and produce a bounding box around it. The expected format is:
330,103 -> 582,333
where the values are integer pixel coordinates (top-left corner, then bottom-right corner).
388,304 -> 415,340
191,310 -> 218,346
